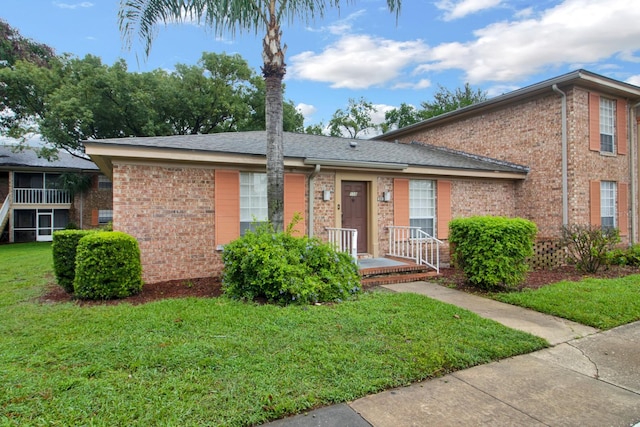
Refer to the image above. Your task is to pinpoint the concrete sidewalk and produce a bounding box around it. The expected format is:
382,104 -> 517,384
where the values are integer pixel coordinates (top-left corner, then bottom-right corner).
264,281 -> 640,427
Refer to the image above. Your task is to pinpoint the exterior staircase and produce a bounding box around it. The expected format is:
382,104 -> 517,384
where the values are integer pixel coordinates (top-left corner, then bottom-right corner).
359,257 -> 439,287
0,195 -> 9,237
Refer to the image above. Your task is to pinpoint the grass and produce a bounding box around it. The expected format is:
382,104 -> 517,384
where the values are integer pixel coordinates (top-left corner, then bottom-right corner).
0,242 -> 547,426
493,275 -> 640,329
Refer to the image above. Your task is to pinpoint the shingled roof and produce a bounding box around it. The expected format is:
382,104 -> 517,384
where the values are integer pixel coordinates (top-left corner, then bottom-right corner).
0,146 -> 98,171
84,131 -> 528,174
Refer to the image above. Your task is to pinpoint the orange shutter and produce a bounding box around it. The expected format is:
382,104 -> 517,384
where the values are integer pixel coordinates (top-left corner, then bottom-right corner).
437,180 -> 452,239
284,173 -> 306,236
214,170 -> 240,245
394,178 -> 409,226
588,93 -> 600,152
618,182 -> 629,236
590,180 -> 601,227
90,209 -> 99,226
617,99 -> 627,155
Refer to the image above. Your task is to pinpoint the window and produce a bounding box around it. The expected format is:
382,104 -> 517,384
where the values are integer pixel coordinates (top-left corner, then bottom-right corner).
409,179 -> 435,237
601,181 -> 616,230
600,98 -> 616,153
240,172 -> 267,235
98,174 -> 112,190
98,209 -> 113,224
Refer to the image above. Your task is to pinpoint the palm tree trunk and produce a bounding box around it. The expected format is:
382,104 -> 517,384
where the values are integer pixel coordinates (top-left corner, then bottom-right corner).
262,10 -> 286,231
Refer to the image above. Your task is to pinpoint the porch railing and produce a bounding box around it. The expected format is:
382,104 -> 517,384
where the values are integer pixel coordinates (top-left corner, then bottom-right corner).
387,226 -> 442,273
326,227 -> 358,262
13,188 -> 72,205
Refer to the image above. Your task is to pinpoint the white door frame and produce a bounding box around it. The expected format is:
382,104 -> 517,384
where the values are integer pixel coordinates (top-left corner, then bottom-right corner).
36,211 -> 53,242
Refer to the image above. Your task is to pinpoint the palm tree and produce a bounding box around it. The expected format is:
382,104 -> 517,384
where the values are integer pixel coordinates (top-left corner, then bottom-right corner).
119,0 -> 401,231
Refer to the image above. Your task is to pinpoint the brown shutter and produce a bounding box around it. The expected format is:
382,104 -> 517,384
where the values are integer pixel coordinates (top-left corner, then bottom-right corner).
588,93 -> 600,152
284,173 -> 306,236
616,99 -> 627,155
394,178 -> 409,226
214,170 -> 240,245
618,182 -> 629,236
437,180 -> 452,239
590,180 -> 601,227
90,209 -> 99,226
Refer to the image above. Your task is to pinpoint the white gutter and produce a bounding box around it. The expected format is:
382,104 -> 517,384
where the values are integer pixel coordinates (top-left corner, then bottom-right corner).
307,164 -> 321,237
552,84 -> 569,226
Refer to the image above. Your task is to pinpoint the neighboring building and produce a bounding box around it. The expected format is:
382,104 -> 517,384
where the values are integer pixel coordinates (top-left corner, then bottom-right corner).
0,147 -> 113,243
85,132 -> 527,283
375,70 -> 640,247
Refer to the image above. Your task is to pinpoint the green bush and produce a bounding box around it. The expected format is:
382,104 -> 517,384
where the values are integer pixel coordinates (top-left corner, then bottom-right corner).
562,225 -> 620,273
222,224 -> 361,305
607,244 -> 640,267
52,229 -> 96,293
74,231 -> 143,300
449,216 -> 537,290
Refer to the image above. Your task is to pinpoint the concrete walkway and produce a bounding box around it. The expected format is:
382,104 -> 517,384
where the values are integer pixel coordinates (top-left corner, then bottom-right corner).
264,281 -> 640,427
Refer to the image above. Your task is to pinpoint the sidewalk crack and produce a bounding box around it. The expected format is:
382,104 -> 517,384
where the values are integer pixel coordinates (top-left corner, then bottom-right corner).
567,342 -> 599,379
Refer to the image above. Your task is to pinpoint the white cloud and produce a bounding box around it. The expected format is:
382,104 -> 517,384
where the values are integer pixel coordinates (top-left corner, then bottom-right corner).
53,1 -> 93,9
436,0 -> 503,21
296,103 -> 317,118
289,35 -> 429,89
392,79 -> 431,90
627,75 -> 640,87
419,0 -> 640,83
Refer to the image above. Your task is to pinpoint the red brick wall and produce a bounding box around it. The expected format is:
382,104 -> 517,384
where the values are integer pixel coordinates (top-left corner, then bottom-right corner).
392,86 -> 633,241
311,172 -> 336,240
113,163 -> 220,284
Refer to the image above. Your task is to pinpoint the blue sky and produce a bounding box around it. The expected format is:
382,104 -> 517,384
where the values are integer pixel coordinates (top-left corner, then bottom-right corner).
3,0 -> 640,136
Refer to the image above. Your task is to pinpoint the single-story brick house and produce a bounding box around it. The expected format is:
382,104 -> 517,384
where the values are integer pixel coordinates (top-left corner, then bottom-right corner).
375,69 -> 640,247
0,146 -> 113,243
85,132 -> 528,283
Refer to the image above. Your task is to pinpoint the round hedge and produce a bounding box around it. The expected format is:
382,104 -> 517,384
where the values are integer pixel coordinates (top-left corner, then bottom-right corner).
52,229 -> 96,293
73,231 -> 143,300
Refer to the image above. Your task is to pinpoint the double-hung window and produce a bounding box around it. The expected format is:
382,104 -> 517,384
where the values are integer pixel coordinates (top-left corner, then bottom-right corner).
600,181 -> 616,230
240,172 -> 268,235
409,179 -> 435,237
600,98 -> 616,153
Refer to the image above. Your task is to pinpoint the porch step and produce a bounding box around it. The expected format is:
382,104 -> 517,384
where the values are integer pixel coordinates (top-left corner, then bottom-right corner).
359,259 -> 439,287
361,271 -> 438,287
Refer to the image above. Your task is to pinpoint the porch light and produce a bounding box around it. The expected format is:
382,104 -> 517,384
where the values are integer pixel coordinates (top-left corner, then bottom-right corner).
323,190 -> 332,201
383,191 -> 392,202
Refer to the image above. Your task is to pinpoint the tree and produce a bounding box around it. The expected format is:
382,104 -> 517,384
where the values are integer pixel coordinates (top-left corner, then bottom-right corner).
1,51 -> 301,155
119,0 -> 401,231
383,83 -> 488,131
328,97 -> 378,139
0,20 -> 56,67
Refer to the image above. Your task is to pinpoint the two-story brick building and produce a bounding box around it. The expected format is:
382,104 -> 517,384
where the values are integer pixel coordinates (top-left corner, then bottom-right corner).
0,147 -> 113,242
84,69 -> 640,284
376,69 -> 640,244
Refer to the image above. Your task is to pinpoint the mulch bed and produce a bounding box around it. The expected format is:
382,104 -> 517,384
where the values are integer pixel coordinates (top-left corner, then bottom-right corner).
39,265 -> 639,306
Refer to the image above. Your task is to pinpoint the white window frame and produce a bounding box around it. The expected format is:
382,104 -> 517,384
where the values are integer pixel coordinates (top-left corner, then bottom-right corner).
600,181 -> 616,230
409,179 -> 436,237
240,172 -> 268,235
98,209 -> 113,224
98,174 -> 112,190
600,98 -> 616,153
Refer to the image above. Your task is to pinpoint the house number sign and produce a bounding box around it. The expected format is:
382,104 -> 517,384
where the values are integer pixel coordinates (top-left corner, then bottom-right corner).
349,191 -> 358,197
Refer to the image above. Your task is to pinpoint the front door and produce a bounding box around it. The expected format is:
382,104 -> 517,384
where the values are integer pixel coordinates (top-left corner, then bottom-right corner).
341,181 -> 368,253
37,211 -> 53,242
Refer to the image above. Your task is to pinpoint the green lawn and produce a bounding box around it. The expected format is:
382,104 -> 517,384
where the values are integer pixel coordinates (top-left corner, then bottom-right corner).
493,275 -> 640,330
0,243 -> 547,426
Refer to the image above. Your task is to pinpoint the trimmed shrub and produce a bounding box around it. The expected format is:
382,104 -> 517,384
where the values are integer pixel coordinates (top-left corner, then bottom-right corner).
74,231 -> 143,300
52,229 -> 96,293
222,224 -> 361,305
449,216 -> 537,290
607,244 -> 640,267
562,225 -> 620,273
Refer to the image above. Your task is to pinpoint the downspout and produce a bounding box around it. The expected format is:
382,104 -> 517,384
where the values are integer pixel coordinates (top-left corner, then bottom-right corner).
307,164 -> 321,237
552,84 -> 569,226
630,101 -> 640,244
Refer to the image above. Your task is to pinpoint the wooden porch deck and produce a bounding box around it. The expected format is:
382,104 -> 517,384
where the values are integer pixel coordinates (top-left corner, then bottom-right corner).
358,257 -> 439,287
